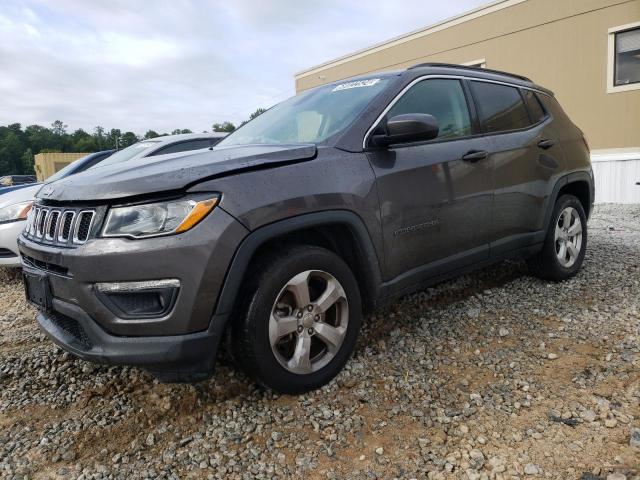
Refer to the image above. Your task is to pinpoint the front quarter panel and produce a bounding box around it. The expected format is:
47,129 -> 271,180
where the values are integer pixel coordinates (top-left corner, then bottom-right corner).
188,147 -> 384,264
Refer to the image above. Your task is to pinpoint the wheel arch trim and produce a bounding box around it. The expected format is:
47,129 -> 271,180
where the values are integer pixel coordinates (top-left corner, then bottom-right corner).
213,210 -> 383,317
543,170 -> 594,231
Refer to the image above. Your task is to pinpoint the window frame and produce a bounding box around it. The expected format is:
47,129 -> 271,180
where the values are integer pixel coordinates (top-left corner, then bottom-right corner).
520,89 -> 549,127
468,80 -> 534,135
381,77 -> 478,146
607,21 -> 640,94
363,75 -> 553,149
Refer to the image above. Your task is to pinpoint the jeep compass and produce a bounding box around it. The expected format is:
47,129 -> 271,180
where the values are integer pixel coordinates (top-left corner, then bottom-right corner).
19,63 -> 594,393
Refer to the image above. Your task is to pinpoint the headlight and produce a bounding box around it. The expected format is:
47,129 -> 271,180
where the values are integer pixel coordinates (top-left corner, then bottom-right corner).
102,196 -> 219,239
0,201 -> 33,224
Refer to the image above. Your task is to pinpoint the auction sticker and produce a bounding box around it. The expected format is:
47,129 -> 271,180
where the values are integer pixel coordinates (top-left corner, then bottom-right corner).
332,79 -> 380,92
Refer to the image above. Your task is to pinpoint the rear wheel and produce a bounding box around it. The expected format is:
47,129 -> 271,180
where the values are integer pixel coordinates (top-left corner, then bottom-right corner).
527,194 -> 587,280
231,245 -> 361,394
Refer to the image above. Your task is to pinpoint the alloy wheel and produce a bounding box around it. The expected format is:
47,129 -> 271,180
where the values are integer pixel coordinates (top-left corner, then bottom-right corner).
554,206 -> 583,268
269,270 -> 349,374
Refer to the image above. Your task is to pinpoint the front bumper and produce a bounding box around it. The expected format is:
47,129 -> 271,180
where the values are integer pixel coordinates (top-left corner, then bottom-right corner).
18,207 -> 248,376
0,220 -> 26,267
37,297 -> 229,380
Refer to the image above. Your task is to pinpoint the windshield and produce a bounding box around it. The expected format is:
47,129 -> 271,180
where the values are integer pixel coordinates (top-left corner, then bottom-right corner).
218,77 -> 391,147
95,141 -> 159,168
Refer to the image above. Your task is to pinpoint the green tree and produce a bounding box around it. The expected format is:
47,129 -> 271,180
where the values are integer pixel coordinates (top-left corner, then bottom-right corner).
106,129 -> 122,149
70,128 -> 95,152
74,136 -> 99,152
21,148 -> 35,174
241,107 -> 266,126
120,131 -> 139,147
94,126 -> 105,149
144,130 -> 160,139
51,120 -> 67,136
171,128 -> 193,135
25,125 -> 54,154
0,131 -> 25,174
212,121 -> 236,133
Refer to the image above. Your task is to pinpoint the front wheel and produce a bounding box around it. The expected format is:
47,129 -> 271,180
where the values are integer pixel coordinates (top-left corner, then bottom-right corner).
527,194 -> 588,280
230,245 -> 362,394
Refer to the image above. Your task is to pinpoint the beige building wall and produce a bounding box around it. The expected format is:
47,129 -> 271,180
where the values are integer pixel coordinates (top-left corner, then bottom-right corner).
295,0 -> 640,150
34,152 -> 86,181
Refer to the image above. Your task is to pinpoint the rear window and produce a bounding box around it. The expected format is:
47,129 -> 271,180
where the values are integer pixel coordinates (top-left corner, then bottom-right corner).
522,90 -> 546,124
471,81 -> 531,133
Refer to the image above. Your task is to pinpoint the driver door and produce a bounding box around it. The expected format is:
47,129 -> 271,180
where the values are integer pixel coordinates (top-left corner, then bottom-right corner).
366,78 -> 494,282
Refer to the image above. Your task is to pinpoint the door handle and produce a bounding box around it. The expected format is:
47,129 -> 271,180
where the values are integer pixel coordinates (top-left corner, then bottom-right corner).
461,150 -> 489,162
538,139 -> 556,150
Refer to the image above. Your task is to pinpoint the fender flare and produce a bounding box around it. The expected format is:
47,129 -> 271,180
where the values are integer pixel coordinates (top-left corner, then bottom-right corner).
542,170 -> 594,231
213,210 -> 383,317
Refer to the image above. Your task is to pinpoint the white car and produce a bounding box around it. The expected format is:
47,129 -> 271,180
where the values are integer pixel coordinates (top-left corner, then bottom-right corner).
0,133 -> 227,268
0,184 -> 40,267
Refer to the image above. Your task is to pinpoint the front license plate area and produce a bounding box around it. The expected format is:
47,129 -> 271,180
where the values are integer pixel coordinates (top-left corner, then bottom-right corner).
23,271 -> 52,311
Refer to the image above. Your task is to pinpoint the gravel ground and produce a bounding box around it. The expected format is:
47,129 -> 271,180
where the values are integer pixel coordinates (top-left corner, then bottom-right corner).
1,204 -> 639,480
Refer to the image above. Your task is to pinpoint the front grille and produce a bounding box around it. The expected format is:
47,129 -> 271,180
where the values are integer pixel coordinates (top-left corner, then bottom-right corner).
46,211 -> 60,239
24,206 -> 96,247
74,211 -> 94,243
22,254 -> 69,276
60,212 -> 75,241
48,311 -> 92,349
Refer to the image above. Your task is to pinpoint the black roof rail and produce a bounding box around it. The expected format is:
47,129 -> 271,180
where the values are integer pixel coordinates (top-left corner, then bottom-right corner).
408,62 -> 532,82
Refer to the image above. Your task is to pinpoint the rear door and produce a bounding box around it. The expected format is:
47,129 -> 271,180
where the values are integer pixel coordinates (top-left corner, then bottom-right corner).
469,81 -> 561,254
367,77 -> 493,282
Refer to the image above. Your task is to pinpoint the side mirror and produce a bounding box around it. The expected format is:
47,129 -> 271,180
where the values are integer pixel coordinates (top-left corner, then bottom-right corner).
372,113 -> 439,147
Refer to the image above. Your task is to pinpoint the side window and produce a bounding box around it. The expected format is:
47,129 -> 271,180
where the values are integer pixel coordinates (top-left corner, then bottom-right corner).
150,139 -> 211,156
387,79 -> 472,140
470,81 -> 531,133
614,26 -> 640,86
522,90 -> 546,124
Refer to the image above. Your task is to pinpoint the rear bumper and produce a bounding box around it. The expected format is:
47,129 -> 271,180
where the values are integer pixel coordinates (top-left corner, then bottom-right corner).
37,297 -> 229,380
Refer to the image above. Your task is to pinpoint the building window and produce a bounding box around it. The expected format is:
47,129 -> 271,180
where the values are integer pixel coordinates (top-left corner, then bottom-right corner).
608,22 -> 640,93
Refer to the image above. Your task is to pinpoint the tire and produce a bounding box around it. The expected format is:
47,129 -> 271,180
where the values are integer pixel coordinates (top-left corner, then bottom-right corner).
230,245 -> 362,394
527,194 -> 587,281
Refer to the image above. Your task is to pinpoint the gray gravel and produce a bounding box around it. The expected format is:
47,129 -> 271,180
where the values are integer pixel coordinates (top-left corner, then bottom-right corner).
0,204 -> 639,480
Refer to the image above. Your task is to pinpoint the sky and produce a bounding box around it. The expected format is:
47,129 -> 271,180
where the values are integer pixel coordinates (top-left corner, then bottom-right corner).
0,0 -> 487,135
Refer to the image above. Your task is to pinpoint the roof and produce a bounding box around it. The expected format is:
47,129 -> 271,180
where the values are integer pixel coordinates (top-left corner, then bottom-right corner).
295,0 -> 526,79
405,63 -> 552,95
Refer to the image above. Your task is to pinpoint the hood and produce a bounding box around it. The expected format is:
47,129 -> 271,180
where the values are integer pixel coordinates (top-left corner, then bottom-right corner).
0,183 -> 41,197
0,183 -> 41,208
37,144 -> 317,202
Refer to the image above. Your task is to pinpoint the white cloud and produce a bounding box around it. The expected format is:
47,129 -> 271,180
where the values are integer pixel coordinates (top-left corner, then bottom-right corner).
0,0 -> 487,135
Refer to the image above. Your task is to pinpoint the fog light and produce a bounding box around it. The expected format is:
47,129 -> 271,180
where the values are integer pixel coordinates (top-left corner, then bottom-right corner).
95,279 -> 180,318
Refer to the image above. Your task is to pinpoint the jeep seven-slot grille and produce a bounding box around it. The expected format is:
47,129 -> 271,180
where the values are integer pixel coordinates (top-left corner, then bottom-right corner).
75,212 -> 93,242
24,206 -> 96,247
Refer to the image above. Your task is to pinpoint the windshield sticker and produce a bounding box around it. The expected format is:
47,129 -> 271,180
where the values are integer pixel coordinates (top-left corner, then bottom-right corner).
332,79 -> 380,92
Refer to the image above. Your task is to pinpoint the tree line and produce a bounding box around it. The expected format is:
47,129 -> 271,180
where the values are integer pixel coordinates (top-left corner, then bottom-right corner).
0,108 -> 267,175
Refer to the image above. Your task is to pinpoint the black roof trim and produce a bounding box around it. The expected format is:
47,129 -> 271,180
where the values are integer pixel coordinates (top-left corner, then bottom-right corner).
408,62 -> 532,82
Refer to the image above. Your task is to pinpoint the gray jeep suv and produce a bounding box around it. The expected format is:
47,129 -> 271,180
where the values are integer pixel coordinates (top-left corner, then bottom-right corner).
18,64 -> 594,393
